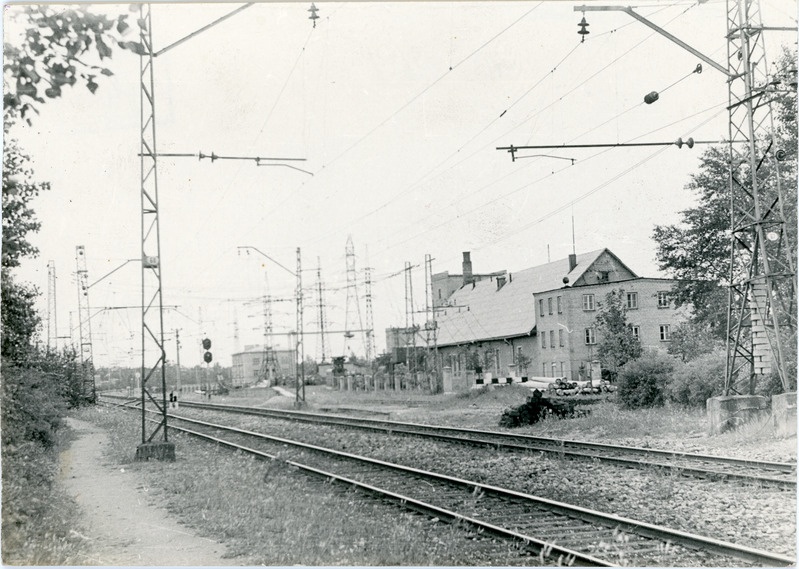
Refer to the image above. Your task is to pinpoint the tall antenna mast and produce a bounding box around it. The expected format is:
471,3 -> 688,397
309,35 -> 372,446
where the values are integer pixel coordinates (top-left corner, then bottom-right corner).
75,246 -> 95,401
47,260 -> 57,351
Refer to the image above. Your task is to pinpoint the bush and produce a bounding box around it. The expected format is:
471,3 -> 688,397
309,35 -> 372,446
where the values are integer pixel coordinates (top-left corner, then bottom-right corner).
616,350 -> 675,409
499,390 -> 588,428
665,350 -> 725,406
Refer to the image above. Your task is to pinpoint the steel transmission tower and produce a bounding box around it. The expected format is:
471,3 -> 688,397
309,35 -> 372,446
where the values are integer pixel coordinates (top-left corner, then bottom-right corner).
75,246 -> 95,401
724,0 -> 795,394
575,1 -> 796,397
343,235 -> 366,357
258,272 -> 278,385
137,4 -> 172,459
47,260 -> 57,351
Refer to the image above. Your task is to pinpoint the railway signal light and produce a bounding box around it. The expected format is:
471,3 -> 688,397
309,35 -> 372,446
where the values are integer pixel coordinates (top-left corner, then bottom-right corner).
202,338 -> 212,363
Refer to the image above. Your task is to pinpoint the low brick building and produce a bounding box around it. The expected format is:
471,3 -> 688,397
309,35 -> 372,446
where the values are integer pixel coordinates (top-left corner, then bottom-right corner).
231,345 -> 297,386
434,249 -> 688,384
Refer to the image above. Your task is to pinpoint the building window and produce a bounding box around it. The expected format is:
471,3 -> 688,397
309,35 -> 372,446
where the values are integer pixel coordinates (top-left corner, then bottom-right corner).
626,291 -> 638,310
539,299 -> 545,317
598,270 -> 610,282
541,333 -> 546,349
660,324 -> 671,341
542,362 -> 548,377
585,328 -> 596,345
548,297 -> 553,315
559,329 -> 565,347
557,296 -> 563,314
628,324 -> 640,340
582,294 -> 595,311
549,330 -> 555,348
658,291 -> 670,308
560,361 -> 565,376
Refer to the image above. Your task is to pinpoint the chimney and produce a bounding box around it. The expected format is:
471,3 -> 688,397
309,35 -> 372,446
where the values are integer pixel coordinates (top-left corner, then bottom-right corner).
568,253 -> 577,272
462,251 -> 473,286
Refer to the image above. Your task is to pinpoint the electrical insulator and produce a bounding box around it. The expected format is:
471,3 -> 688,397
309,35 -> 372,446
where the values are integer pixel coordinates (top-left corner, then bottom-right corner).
308,2 -> 319,27
577,16 -> 589,42
675,137 -> 695,149
644,91 -> 659,104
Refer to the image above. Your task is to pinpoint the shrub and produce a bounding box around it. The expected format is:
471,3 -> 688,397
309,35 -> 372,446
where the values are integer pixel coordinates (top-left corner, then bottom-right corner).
665,350 -> 725,406
616,350 -> 675,409
498,389 -> 587,428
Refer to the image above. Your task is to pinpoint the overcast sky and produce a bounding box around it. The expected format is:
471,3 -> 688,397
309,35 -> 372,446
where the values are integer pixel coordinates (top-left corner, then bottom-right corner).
5,0 -> 796,368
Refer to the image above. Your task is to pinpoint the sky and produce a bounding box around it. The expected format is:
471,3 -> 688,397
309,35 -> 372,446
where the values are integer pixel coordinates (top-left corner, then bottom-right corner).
4,0 -> 797,368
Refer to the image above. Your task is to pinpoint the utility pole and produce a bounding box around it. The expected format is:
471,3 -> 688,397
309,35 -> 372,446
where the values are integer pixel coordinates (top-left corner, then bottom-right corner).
75,246 -> 95,402
424,253 -> 439,390
47,260 -> 57,351
364,247 -> 375,363
175,329 -> 181,392
316,257 -> 328,363
296,247 -> 305,404
404,262 -> 416,377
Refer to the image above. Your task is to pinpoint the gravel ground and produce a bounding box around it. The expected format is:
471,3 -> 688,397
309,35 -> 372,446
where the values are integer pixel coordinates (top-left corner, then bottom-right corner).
174,404 -> 797,558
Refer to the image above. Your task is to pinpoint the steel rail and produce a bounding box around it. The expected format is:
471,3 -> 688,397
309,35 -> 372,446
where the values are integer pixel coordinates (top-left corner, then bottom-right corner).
167,399 -> 796,486
101,400 -> 795,567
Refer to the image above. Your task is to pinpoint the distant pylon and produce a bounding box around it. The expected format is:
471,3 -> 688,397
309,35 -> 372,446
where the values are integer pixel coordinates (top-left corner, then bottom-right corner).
47,260 -> 57,351
404,261 -> 416,375
258,272 -> 278,385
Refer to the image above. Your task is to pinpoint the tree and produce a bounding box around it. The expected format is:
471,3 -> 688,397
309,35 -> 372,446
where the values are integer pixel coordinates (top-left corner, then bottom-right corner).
4,5 -> 144,124
652,48 -> 797,338
594,289 -> 643,380
666,322 -> 721,363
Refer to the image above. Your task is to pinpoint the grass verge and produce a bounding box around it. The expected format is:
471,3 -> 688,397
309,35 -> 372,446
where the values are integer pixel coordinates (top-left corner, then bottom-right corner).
1,424 -> 89,565
82,406 -> 540,566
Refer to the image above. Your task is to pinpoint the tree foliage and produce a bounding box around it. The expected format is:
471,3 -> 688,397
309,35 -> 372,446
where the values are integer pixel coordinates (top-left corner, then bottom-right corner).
4,5 -> 145,124
652,48 -> 798,338
616,350 -> 674,409
594,289 -> 642,379
3,139 -> 50,269
666,322 -> 722,363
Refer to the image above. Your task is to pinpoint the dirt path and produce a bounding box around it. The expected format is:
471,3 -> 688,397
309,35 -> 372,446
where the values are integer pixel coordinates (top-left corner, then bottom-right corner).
59,417 -> 230,566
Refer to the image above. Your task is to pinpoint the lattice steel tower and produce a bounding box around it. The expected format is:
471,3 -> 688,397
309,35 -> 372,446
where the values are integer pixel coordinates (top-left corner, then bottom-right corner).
258,272 -> 278,385
137,3 -> 171,459
724,0 -> 795,394
75,246 -> 95,401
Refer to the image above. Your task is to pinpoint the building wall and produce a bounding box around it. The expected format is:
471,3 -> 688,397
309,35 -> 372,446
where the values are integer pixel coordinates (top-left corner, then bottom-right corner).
231,348 -> 296,386
534,279 -> 685,380
437,279 -> 686,383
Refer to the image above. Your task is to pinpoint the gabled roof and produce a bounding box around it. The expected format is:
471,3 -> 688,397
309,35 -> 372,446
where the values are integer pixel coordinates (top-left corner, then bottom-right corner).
435,249 -> 634,347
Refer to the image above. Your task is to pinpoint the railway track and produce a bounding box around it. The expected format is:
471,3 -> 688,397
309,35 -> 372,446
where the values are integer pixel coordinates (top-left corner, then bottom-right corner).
99,399 -> 795,567
111,396 -> 796,488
